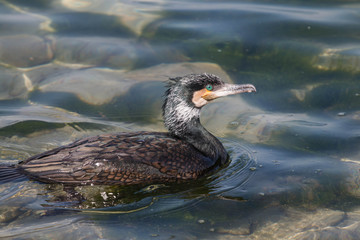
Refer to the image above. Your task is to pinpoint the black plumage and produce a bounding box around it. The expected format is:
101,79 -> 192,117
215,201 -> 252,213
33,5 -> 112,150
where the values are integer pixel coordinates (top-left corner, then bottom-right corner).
5,73 -> 256,185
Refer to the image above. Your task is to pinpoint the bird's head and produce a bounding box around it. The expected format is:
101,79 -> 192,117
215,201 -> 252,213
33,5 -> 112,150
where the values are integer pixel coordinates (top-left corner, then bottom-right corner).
163,73 -> 256,136
164,73 -> 256,109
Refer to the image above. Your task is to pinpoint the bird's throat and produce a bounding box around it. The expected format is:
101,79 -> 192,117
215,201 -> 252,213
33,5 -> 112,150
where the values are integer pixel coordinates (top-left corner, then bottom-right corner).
162,85 -> 228,165
164,100 -> 227,164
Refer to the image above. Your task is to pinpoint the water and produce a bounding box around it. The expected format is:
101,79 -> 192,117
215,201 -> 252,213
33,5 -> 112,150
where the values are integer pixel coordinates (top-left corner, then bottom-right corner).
0,0 -> 360,239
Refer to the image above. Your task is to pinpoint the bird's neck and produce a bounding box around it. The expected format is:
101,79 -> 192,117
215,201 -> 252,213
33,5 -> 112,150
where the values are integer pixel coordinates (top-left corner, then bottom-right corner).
163,98 -> 228,164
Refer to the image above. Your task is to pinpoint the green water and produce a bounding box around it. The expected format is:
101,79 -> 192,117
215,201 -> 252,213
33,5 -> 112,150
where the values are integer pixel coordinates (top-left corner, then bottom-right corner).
0,0 -> 360,239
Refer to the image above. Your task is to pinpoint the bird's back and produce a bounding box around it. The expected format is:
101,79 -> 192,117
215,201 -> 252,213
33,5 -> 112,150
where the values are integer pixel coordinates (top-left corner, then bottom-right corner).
17,132 -> 216,185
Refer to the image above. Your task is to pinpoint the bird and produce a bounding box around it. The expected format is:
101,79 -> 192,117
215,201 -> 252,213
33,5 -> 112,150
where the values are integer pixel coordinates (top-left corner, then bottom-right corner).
1,73 -> 256,186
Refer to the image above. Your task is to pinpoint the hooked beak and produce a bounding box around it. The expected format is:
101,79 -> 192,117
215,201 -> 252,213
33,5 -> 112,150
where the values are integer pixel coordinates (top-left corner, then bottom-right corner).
202,83 -> 256,101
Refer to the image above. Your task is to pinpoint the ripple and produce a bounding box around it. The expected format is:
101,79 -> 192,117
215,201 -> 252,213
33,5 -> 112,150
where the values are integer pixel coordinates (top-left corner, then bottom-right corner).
0,182 -> 25,202
0,216 -> 83,239
0,143 -> 33,163
209,139 -> 257,195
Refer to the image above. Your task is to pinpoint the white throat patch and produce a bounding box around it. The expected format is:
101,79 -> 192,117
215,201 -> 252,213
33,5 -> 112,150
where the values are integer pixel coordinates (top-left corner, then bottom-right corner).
174,101 -> 200,124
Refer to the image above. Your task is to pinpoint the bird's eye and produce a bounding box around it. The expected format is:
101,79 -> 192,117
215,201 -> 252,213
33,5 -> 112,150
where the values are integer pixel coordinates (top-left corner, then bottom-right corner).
205,84 -> 213,91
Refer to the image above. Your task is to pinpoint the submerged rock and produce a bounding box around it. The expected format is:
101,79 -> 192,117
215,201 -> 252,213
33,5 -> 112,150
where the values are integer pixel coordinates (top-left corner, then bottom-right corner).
0,213 -> 104,239
342,157 -> 360,198
0,13 -> 47,35
252,208 -> 345,240
0,67 -> 25,100
0,63 -> 92,101
0,1 -> 54,35
54,37 -> 148,69
0,35 -> 53,68
59,0 -> 165,35
315,45 -> 360,72
304,82 -> 360,111
21,62 -> 88,86
38,67 -> 129,105
0,206 -> 25,224
216,207 -> 360,240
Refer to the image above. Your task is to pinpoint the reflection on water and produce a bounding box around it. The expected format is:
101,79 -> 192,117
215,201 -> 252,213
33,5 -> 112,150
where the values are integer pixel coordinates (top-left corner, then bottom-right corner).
0,0 -> 360,239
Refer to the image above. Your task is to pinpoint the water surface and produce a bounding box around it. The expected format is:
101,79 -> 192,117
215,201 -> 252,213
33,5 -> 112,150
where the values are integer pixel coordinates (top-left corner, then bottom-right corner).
0,0 -> 360,239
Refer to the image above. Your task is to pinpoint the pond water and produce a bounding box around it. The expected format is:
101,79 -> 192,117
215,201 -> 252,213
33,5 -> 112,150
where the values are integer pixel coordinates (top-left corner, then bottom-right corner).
0,0 -> 360,239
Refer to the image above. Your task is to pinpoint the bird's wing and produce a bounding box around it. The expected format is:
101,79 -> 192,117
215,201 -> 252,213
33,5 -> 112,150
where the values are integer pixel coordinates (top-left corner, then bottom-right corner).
18,132 -> 213,185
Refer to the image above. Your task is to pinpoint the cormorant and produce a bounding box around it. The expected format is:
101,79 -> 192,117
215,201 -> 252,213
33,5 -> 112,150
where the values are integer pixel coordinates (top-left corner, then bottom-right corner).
3,73 -> 256,185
